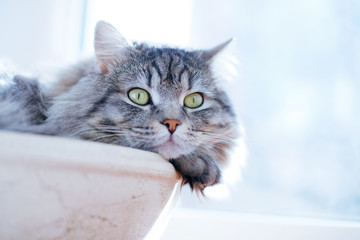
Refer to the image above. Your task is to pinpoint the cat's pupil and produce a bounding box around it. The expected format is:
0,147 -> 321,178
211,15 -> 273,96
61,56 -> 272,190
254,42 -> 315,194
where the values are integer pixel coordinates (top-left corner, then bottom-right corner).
137,93 -> 141,100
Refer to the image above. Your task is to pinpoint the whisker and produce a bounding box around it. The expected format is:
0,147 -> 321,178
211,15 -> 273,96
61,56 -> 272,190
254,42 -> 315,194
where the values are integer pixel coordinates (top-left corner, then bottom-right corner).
199,145 -> 227,163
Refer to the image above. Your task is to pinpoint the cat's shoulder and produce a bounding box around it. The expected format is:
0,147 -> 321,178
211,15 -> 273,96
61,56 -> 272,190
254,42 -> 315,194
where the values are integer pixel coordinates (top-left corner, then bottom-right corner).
50,58 -> 98,97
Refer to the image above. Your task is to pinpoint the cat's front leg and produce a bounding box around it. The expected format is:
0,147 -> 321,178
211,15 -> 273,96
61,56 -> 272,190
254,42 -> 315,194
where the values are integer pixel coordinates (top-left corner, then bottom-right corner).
169,151 -> 221,193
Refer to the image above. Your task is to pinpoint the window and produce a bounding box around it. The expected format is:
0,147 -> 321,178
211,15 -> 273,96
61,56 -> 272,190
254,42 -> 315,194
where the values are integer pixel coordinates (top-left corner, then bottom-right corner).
1,0 -> 359,238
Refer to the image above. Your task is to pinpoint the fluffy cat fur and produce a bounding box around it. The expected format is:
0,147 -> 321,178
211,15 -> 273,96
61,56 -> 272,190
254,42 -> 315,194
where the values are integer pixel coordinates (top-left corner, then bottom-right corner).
0,21 -> 237,193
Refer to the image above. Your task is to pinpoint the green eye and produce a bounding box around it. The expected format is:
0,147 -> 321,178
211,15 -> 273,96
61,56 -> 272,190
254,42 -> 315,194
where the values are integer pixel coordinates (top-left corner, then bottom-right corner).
128,88 -> 150,105
184,93 -> 204,108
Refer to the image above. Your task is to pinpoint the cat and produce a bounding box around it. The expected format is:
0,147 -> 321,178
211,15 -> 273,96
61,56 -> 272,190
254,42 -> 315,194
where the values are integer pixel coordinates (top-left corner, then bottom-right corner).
0,21 -> 237,193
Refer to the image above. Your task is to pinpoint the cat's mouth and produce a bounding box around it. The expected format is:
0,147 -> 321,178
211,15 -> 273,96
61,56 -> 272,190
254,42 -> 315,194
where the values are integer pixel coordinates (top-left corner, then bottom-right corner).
154,135 -> 195,159
154,136 -> 181,158
159,138 -> 180,151
162,137 -> 178,147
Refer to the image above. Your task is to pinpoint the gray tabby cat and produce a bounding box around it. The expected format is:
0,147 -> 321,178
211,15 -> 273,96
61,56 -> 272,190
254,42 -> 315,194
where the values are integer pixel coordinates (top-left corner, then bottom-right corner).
0,21 -> 237,192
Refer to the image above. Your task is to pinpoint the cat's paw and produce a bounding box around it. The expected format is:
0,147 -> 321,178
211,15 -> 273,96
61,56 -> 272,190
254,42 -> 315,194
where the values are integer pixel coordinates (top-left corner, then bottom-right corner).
169,154 -> 221,194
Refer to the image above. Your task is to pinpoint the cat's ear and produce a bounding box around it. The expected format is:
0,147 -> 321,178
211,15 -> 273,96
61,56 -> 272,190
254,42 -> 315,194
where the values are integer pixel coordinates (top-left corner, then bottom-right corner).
94,21 -> 132,73
198,38 -> 233,63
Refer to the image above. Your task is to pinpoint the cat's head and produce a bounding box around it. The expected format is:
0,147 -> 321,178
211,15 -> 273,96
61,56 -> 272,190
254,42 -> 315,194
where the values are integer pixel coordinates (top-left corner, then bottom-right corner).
54,22 -> 236,174
83,21 -> 236,166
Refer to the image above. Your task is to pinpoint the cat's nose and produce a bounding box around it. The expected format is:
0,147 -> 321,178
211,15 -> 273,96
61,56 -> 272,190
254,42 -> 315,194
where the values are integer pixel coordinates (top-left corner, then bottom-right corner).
161,119 -> 181,134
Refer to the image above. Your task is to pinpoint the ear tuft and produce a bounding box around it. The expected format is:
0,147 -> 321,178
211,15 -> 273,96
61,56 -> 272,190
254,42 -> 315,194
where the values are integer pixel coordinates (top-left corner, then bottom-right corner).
94,21 -> 132,73
200,38 -> 234,63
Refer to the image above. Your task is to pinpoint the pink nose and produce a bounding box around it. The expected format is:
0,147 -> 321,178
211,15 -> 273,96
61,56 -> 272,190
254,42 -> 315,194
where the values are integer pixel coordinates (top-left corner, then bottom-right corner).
162,119 -> 181,133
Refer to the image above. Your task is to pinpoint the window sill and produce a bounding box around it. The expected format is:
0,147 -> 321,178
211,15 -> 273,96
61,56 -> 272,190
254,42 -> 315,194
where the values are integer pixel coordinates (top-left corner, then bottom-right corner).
161,208 -> 360,240
0,131 -> 180,240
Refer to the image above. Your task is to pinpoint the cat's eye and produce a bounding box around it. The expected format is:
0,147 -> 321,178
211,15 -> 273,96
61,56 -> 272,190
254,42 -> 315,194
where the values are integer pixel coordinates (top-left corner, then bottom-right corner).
184,93 -> 203,108
128,88 -> 150,105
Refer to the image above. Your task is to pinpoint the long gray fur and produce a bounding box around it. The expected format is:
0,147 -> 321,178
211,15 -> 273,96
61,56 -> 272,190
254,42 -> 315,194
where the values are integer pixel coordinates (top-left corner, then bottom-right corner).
0,21 -> 237,193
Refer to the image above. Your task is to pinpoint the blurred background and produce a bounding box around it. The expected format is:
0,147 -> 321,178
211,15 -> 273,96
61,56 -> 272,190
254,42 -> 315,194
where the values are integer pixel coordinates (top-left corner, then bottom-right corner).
0,0 -> 359,225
